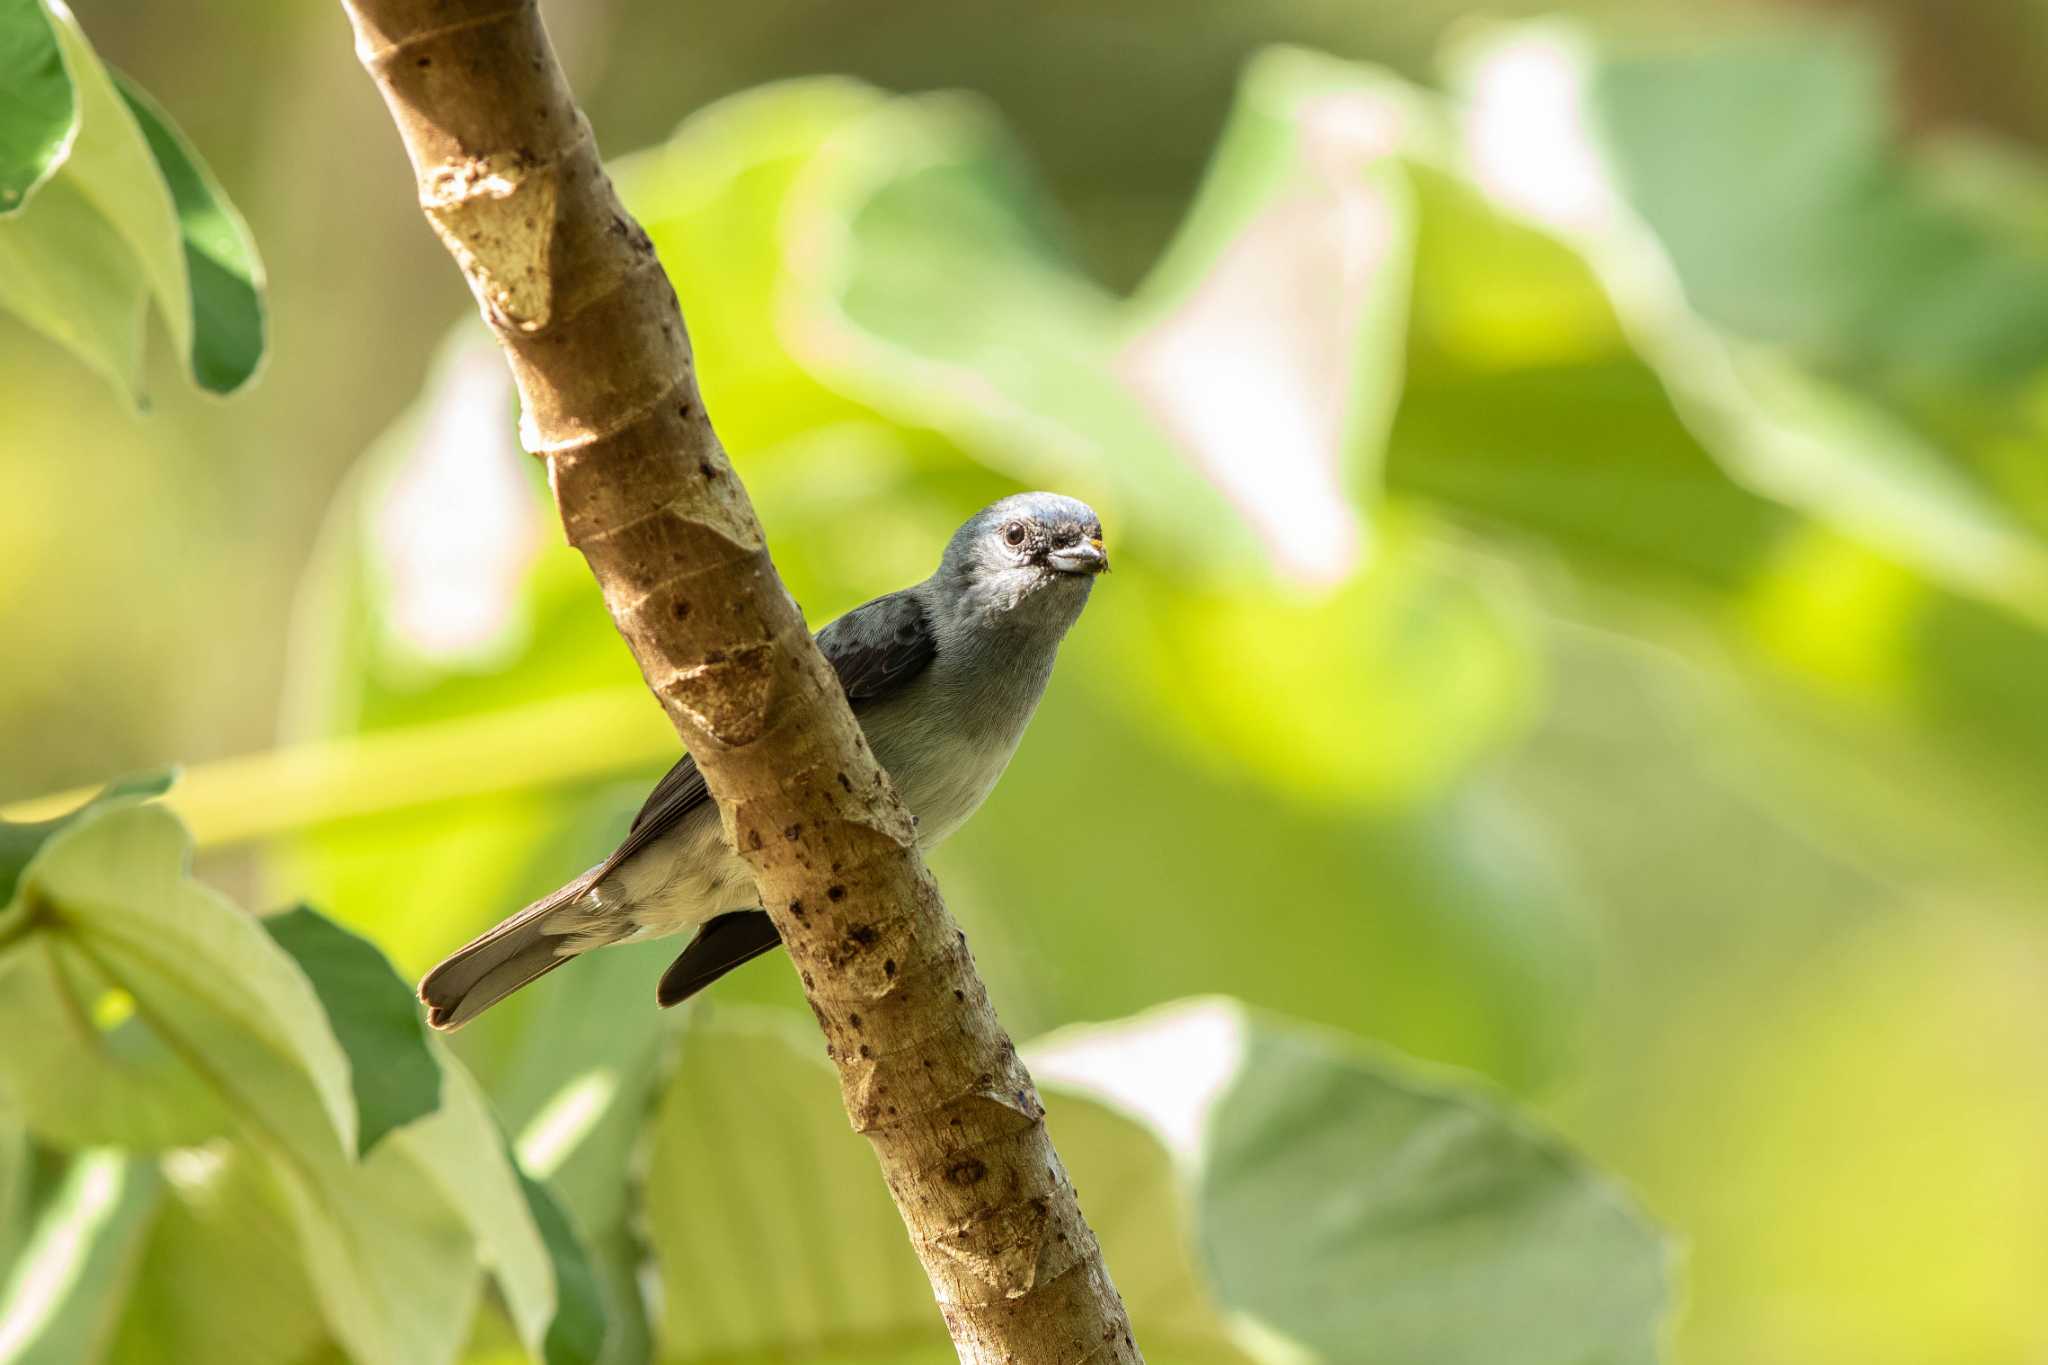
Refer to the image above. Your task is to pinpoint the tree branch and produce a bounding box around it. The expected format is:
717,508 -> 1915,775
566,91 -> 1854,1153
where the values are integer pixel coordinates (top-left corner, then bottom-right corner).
336,2 -> 1141,1359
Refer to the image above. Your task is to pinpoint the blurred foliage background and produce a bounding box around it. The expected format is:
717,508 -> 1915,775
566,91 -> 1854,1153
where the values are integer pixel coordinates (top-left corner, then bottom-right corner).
7,0 -> 2048,1361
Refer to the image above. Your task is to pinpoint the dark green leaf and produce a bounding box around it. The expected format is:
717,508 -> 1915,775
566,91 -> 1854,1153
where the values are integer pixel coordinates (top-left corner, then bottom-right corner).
262,904 -> 440,1156
516,1167 -> 607,1365
111,70 -> 264,394
0,0 -> 75,213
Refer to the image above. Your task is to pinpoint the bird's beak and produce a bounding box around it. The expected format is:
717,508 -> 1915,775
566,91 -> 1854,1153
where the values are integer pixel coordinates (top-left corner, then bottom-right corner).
1049,538 -> 1109,576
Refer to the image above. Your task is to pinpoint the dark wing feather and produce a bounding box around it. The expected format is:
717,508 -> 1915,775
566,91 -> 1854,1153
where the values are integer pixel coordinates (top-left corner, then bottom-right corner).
656,911 -> 782,1007
816,588 -> 937,701
600,587 -> 938,875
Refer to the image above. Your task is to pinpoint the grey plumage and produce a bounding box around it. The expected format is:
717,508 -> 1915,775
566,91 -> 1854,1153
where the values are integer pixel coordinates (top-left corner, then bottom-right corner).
420,492 -> 1106,1029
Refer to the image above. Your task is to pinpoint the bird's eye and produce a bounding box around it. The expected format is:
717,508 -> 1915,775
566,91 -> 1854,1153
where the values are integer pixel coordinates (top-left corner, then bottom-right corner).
1003,521 -> 1027,547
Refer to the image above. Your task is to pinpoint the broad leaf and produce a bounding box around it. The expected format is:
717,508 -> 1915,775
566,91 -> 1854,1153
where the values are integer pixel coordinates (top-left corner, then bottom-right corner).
262,904 -> 439,1156
643,1008 -> 1252,1365
0,0 -> 74,213
396,1056 -> 605,1365
0,1 -> 264,400
1033,1001 -> 1673,1365
0,1116 -> 26,1272
0,802 -> 356,1158
279,81 -> 1583,1093
645,1004 -> 1667,1364
0,768 -> 171,909
112,71 -> 265,394
0,1151 -> 158,1365
253,901 -> 604,1364
0,0 -> 182,404
102,1146 -> 327,1365
264,1119 -> 480,1365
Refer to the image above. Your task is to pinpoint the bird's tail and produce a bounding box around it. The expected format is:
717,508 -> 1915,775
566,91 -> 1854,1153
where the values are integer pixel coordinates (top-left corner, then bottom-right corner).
418,871 -> 605,1031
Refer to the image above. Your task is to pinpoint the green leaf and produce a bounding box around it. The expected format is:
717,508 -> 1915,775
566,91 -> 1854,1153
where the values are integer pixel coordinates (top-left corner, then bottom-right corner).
102,1146 -> 328,1365
941,679 -> 1586,1088
610,77 -> 889,455
0,1150 -> 159,1365
0,1116 -> 32,1284
235,898 -> 604,1363
1590,26 -> 2048,391
1033,1001 -> 1674,1365
262,904 -> 440,1156
0,802 -> 357,1158
517,1166 -> 608,1365
0,767 -> 171,910
395,1056 -> 605,1365
282,79 -> 1573,1098
0,0 -> 75,213
111,71 -> 265,394
785,90 -> 1265,578
496,938 -> 678,1365
263,1113 -> 482,1365
644,1004 -> 1667,1364
1444,23 -> 2048,616
0,168 -> 146,395
642,1011 -> 950,1363
0,3 -> 265,401
644,1008 -> 1251,1364
253,1041 -> 607,1365
0,0 -> 182,405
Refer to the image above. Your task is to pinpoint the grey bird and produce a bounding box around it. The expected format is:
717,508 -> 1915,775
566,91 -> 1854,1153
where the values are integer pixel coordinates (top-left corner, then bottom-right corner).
419,492 -> 1107,1029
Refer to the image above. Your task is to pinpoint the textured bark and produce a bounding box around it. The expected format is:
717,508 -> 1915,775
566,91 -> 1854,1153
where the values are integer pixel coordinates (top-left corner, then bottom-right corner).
338,3 -> 1140,1360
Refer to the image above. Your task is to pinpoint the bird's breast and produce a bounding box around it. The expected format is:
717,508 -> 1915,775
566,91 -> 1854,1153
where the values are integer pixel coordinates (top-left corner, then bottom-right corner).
864,656 -> 1049,848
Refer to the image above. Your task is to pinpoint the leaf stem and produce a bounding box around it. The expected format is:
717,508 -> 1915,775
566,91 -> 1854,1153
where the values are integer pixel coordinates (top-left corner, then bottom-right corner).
0,688 -> 675,852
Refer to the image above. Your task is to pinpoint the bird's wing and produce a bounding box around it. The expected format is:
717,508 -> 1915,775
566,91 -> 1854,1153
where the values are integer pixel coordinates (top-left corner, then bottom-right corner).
814,587 -> 937,701
599,587 -> 938,873
656,910 -> 782,1006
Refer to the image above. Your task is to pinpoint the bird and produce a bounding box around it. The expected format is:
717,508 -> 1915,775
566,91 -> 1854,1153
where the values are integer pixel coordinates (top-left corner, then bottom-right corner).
418,491 -> 1108,1029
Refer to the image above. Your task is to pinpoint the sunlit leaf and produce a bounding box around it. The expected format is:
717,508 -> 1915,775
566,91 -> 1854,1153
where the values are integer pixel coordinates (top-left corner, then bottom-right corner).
784,89 -> 1258,577
1449,23 -> 2048,617
0,171 -> 146,397
0,2 -> 264,401
612,77 -> 887,455
266,1120 -> 480,1365
0,802 -> 356,1157
245,899 -> 606,1365
103,1146 -> 327,1365
0,767 -> 171,909
0,0 -> 182,406
0,1150 -> 157,1365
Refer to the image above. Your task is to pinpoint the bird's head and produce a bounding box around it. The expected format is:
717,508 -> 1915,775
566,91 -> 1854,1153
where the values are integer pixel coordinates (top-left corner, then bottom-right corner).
937,492 -> 1107,626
